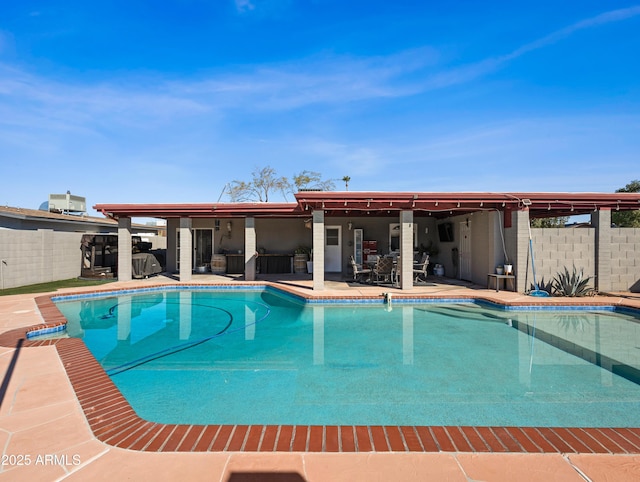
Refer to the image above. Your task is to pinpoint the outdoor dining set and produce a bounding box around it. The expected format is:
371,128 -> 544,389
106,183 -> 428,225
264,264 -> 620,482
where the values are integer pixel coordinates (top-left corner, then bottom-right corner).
350,253 -> 429,286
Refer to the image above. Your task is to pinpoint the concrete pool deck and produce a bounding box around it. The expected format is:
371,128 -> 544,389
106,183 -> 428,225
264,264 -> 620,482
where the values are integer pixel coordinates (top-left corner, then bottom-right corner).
1,274 -> 640,481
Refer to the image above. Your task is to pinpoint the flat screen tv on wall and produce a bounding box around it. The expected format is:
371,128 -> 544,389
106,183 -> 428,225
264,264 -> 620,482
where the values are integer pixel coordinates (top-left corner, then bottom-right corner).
437,222 -> 454,242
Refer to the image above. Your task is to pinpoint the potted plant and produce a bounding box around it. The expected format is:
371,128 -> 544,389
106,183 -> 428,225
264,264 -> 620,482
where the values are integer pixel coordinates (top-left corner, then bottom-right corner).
307,249 -> 313,273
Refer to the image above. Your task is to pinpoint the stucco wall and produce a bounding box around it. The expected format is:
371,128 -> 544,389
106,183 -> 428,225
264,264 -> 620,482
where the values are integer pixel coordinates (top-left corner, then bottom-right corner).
0,229 -> 82,289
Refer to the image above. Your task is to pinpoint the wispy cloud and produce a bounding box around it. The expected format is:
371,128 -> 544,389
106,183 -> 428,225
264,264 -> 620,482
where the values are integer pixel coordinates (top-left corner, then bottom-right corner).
175,5 -> 640,110
234,0 -> 255,13
0,63 -> 209,136
415,5 -> 640,92
505,5 -> 640,62
2,5 -> 637,126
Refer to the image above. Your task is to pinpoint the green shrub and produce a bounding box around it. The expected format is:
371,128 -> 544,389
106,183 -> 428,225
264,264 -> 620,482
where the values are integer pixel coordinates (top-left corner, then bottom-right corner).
552,266 -> 593,297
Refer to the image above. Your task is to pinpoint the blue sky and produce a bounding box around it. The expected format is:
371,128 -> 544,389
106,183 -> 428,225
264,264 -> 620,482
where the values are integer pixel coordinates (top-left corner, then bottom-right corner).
1,1 -> 639,215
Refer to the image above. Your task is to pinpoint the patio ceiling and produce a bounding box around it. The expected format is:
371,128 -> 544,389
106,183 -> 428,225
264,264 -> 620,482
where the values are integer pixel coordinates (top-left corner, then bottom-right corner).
94,191 -> 640,220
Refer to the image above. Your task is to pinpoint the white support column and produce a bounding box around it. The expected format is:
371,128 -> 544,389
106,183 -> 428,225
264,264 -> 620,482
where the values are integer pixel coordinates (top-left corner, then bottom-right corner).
179,217 -> 192,282
117,294 -> 132,341
245,305 -> 255,340
312,210 -> 325,290
118,217 -> 132,282
402,306 -> 414,365
179,291 -> 192,340
245,217 -> 256,281
400,210 -> 414,290
313,306 -> 325,365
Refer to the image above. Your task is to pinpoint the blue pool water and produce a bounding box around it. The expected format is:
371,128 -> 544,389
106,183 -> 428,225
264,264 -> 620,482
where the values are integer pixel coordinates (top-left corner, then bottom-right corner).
53,288 -> 640,427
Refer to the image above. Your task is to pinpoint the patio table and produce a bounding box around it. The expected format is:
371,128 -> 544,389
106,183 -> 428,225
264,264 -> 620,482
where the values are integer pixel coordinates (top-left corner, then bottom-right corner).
487,274 -> 515,292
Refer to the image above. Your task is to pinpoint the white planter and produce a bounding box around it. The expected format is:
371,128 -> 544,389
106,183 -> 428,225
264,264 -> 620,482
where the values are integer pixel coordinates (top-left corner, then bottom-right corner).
496,267 -> 504,275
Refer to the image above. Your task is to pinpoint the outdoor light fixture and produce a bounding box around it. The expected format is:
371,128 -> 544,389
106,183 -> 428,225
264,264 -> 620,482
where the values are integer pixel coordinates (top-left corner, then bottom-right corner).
227,221 -> 232,233
215,220 -> 220,231
348,221 -> 353,230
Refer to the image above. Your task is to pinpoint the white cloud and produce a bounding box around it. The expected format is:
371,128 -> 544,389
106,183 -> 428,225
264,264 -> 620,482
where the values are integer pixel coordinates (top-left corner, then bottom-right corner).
234,0 -> 255,13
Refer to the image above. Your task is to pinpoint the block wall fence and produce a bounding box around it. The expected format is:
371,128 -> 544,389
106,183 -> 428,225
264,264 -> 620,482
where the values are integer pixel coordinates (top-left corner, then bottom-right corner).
530,227 -> 640,293
0,229 -> 166,290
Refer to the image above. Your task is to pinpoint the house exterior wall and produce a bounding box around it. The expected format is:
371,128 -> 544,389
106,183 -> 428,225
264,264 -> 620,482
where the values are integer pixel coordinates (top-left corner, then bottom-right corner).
331,216 -> 440,273
254,218 -> 312,255
0,229 -> 82,289
159,210 -> 639,294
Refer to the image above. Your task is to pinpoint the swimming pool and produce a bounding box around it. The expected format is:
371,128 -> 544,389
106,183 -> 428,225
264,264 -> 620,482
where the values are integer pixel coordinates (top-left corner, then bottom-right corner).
52,287 -> 640,428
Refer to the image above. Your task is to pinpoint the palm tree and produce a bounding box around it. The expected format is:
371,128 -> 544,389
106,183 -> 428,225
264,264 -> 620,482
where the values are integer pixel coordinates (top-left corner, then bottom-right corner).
342,175 -> 351,191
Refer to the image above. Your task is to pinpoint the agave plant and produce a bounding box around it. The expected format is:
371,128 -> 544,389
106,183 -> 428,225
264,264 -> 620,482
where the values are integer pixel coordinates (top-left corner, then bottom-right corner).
552,266 -> 593,297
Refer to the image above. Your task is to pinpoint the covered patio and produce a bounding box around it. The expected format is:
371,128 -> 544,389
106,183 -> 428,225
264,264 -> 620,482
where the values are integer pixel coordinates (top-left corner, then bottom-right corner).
94,190 -> 640,293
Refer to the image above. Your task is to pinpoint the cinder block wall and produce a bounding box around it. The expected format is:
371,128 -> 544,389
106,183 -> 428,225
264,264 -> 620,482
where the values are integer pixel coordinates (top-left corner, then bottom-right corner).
529,228 -> 596,291
611,228 -> 640,292
0,230 -> 82,289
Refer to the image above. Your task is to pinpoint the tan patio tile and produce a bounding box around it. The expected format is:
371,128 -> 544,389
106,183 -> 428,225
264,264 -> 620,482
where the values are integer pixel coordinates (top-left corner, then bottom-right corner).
0,440 -> 107,482
6,410 -> 95,456
0,400 -> 79,433
455,453 -> 585,482
63,448 -> 230,481
302,453 -> 466,482
2,349 -> 77,416
9,375 -> 78,415
0,459 -> 66,482
568,454 -> 640,482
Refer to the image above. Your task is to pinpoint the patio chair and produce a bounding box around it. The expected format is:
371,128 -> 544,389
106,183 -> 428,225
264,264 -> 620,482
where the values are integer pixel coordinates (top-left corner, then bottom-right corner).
373,256 -> 394,284
413,254 -> 429,283
391,255 -> 401,286
350,256 -> 371,283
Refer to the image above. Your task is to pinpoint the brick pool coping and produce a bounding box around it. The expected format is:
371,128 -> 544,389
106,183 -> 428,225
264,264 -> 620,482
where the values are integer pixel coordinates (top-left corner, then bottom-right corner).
2,283 -> 640,454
